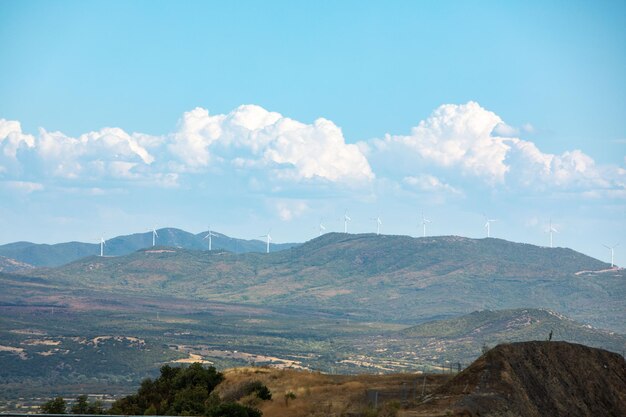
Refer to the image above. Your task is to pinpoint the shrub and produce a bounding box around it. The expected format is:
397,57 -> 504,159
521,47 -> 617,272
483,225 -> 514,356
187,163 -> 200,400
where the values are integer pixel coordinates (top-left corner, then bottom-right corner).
71,395 -> 89,414
221,380 -> 272,402
284,391 -> 296,407
41,397 -> 66,414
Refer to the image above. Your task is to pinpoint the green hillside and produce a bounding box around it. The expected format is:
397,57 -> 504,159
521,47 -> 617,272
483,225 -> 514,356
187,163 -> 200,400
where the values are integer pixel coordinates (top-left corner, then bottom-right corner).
0,228 -> 298,267
395,308 -> 626,363
26,233 -> 625,332
2,252 -> 625,404
345,308 -> 626,371
0,256 -> 35,273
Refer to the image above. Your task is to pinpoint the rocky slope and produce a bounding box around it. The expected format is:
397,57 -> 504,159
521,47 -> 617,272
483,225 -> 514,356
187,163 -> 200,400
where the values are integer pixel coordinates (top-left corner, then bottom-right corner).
432,341 -> 626,417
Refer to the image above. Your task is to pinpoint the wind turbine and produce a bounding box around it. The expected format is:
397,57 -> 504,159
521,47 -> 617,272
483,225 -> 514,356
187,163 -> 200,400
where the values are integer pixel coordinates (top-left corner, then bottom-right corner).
99,237 -> 106,257
484,218 -> 497,238
548,219 -> 558,248
372,215 -> 382,235
318,220 -> 326,237
602,243 -> 619,268
152,227 -> 158,247
259,230 -> 272,253
344,210 -> 351,234
203,226 -> 217,251
421,212 -> 431,238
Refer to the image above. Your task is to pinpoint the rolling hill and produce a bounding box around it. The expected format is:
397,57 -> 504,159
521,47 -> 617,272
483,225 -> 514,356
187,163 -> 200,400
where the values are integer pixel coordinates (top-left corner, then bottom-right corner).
432,341 -> 626,417
25,233 -> 626,332
350,308 -> 626,367
0,255 -> 35,273
0,228 -> 298,267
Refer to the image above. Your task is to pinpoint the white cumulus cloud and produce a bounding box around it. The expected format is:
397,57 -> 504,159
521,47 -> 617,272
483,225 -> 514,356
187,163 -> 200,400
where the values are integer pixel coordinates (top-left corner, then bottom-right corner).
169,104 -> 373,182
375,102 -> 512,184
367,101 -> 624,196
1,102 -> 623,200
35,127 -> 157,180
0,119 -> 35,158
403,174 -> 461,195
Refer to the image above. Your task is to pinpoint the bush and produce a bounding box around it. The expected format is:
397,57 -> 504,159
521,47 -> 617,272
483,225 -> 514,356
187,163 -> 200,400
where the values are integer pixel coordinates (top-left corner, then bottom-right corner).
108,363 -> 266,416
284,391 -> 296,407
110,363 -> 224,415
221,380 -> 272,402
71,395 -> 89,414
41,397 -> 66,414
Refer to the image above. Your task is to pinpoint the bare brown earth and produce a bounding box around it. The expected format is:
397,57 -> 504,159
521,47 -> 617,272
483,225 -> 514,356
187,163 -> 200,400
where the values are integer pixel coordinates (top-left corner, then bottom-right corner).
216,342 -> 625,417
418,341 -> 626,417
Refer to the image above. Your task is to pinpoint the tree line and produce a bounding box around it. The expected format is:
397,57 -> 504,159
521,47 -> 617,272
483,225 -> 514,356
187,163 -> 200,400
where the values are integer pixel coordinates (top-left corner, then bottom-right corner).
41,363 -> 269,417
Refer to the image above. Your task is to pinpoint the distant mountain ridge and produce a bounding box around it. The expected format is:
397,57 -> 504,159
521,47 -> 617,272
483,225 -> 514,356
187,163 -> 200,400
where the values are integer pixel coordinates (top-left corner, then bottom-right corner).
0,228 -> 299,267
0,255 -> 35,273
26,232 -> 626,332
395,308 -> 626,361
347,307 -> 626,370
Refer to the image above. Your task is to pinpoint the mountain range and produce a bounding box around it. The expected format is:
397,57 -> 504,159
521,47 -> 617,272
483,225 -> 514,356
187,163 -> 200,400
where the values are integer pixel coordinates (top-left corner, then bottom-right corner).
23,232 -> 626,332
2,232 -> 625,403
0,228 -> 298,267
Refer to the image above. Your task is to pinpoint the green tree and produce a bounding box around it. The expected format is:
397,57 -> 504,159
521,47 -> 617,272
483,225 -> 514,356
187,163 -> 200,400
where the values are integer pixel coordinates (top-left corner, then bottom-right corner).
110,363 -> 225,415
283,391 -> 296,407
71,395 -> 89,414
41,397 -> 67,414
87,400 -> 104,415
253,384 -> 271,401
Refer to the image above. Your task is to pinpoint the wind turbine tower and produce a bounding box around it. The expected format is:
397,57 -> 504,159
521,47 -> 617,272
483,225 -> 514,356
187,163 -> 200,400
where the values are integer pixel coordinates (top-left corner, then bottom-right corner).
484,218 -> 496,238
260,231 -> 272,254
548,219 -> 558,248
602,243 -> 619,268
204,226 -> 217,251
373,216 -> 382,235
100,237 -> 106,257
421,212 -> 431,237
152,227 -> 158,247
318,220 -> 326,237
344,211 -> 351,234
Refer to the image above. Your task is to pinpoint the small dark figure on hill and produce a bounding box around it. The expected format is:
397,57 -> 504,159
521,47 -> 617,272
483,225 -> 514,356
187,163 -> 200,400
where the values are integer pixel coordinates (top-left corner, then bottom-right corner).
548,330 -> 553,341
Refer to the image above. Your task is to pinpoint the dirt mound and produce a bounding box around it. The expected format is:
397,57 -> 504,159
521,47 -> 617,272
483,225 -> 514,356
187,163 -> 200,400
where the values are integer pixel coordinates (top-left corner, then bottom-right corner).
437,341 -> 626,417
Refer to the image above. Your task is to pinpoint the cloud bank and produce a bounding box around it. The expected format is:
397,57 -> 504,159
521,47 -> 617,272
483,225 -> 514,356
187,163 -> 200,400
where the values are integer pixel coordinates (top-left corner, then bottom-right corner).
1,102 -> 623,199
365,101 -> 623,197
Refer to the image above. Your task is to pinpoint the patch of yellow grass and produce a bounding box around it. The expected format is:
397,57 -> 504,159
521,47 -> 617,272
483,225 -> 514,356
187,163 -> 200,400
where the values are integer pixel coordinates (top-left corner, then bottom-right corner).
216,367 -> 449,417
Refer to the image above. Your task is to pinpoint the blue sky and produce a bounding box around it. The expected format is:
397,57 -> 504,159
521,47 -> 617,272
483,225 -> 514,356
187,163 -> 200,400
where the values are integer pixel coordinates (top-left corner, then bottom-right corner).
1,1 -> 624,265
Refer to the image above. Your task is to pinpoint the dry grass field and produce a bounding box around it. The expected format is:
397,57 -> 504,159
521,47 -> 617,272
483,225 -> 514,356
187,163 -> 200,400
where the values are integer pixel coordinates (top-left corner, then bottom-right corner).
215,342 -> 626,417
215,367 -> 453,417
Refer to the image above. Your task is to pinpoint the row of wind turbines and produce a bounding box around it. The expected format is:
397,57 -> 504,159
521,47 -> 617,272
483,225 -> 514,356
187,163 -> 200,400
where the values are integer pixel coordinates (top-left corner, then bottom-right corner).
98,213 -> 620,267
